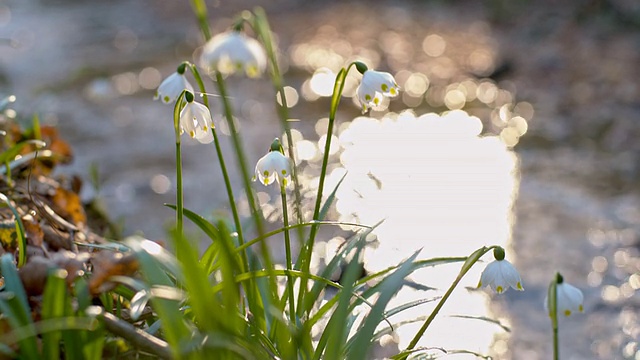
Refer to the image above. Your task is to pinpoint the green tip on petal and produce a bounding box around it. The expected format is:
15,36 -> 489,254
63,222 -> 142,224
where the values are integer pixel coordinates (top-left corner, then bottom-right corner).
354,61 -> 368,74
517,282 -> 524,290
496,286 -> 504,294
564,310 -> 571,317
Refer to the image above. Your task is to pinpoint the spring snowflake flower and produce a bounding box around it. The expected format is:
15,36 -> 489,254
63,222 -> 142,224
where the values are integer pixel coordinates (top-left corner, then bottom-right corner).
199,31 -> 267,78
545,275 -> 584,317
155,70 -> 194,104
356,69 -> 400,113
179,95 -> 214,144
477,247 -> 523,294
254,139 -> 292,186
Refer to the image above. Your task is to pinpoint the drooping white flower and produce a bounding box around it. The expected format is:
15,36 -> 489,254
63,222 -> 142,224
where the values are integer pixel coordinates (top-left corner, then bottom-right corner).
478,258 -> 524,294
155,71 -> 194,104
356,69 -> 400,113
199,31 -> 267,78
545,280 -> 584,317
254,141 -> 292,186
179,99 -> 214,144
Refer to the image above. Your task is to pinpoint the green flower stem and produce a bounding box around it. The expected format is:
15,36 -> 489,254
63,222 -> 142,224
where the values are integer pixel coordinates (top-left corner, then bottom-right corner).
280,183 -> 296,324
172,96 -> 185,251
401,246 -> 498,358
297,63 -> 355,315
213,72 -> 273,264
189,0 -> 211,40
548,273 -> 560,360
187,6 -> 277,329
185,64 -> 248,273
252,7 -> 305,241
236,221 -> 372,254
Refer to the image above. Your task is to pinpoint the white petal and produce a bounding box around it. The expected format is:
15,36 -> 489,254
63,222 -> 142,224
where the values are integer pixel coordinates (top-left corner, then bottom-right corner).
479,259 -> 522,293
254,151 -> 291,186
156,72 -> 194,104
361,70 -> 399,97
557,283 -> 584,315
179,102 -> 212,142
497,260 -> 524,291
200,32 -> 266,77
179,105 -> 197,137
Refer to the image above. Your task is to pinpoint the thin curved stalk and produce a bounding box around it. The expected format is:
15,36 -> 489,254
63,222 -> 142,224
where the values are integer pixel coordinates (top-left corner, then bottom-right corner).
297,63 -> 356,314
252,8 -> 305,241
281,183 -> 297,355
548,273 -> 559,360
172,95 -> 185,256
400,246 -> 497,358
186,64 -> 247,272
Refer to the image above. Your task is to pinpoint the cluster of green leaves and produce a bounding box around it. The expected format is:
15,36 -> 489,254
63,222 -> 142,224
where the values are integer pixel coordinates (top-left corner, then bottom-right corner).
0,254 -> 103,359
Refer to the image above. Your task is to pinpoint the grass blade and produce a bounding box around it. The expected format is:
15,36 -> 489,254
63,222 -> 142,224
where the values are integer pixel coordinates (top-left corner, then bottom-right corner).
165,204 -> 220,242
41,269 -> 68,360
346,249 -> 422,360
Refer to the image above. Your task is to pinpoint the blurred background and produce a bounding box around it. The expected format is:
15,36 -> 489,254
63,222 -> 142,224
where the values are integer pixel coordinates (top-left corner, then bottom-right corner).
1,0 -> 639,358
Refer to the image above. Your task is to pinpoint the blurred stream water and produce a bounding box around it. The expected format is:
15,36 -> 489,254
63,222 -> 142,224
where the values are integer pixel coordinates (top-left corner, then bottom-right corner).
1,0 -> 639,358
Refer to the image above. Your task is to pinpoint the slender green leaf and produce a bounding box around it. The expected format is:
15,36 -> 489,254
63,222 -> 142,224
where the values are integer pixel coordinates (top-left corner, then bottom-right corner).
447,349 -> 493,359
448,314 -> 511,332
0,317 -> 98,347
323,242 -> 365,360
32,113 -> 41,140
302,221 -> 382,315
170,230 -> 232,334
125,236 -> 189,357
0,139 -> 46,165
165,204 -> 220,243
346,250 -> 422,360
318,171 -> 347,224
355,257 -> 467,290
199,242 -> 219,275
0,293 -> 40,360
215,221 -> 249,331
71,276 -> 90,314
389,346 -> 447,360
384,297 -> 441,319
0,254 -> 29,311
0,196 -> 27,267
41,269 -> 68,360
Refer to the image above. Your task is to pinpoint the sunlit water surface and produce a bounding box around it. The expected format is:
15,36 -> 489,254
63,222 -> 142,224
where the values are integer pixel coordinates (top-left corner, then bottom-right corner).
302,109 -> 519,358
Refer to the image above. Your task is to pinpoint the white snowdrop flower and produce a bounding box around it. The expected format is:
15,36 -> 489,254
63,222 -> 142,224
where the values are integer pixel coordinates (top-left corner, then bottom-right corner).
545,275 -> 584,317
477,247 -> 523,294
155,71 -> 194,104
356,69 -> 400,113
179,96 -> 214,144
199,31 -> 267,78
254,139 -> 292,186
